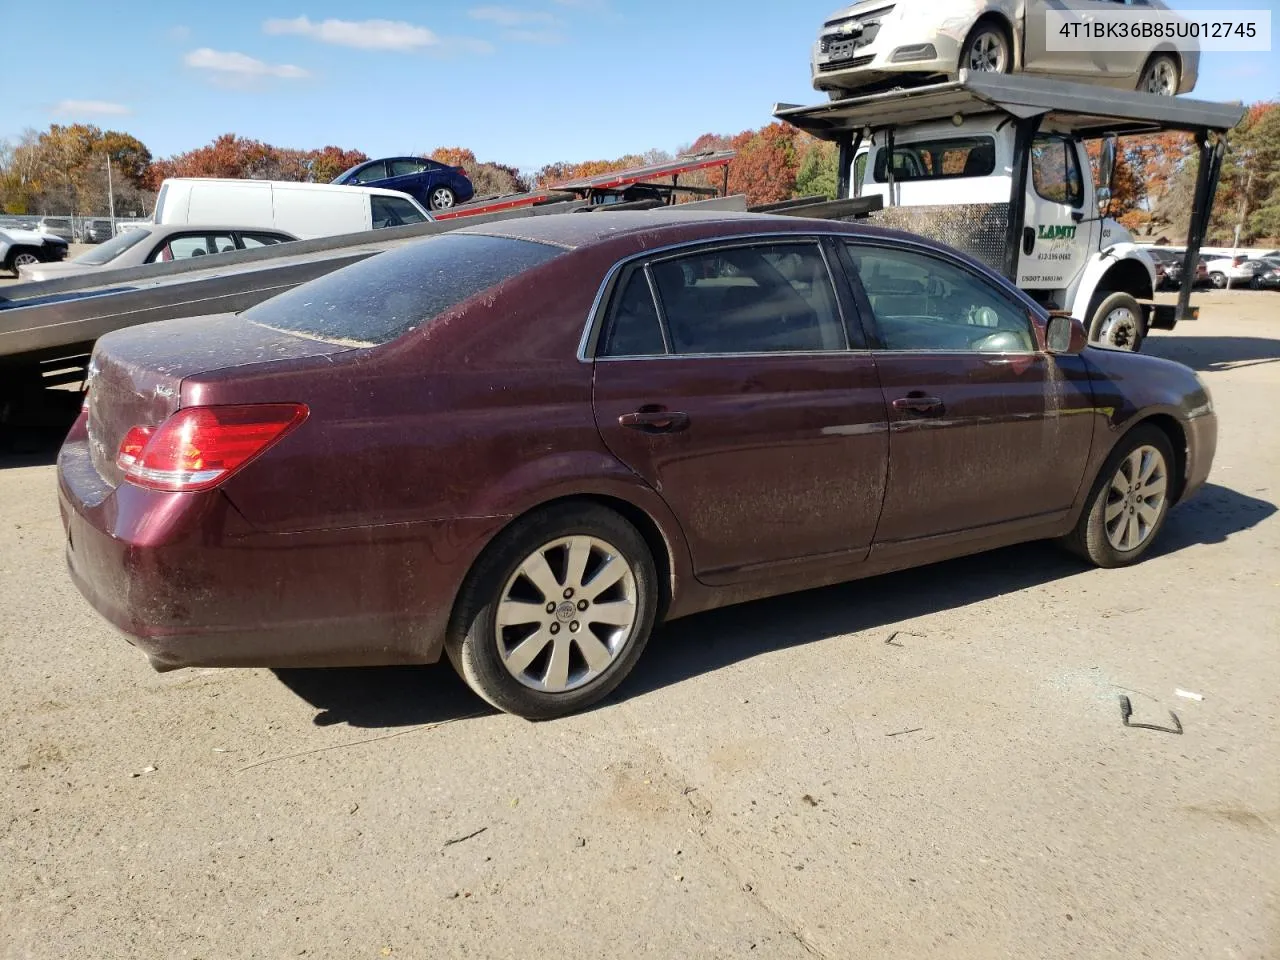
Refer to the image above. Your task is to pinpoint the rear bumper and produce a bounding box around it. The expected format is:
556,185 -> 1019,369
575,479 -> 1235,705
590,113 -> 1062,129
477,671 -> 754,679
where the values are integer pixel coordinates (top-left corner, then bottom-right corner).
58,437 -> 504,671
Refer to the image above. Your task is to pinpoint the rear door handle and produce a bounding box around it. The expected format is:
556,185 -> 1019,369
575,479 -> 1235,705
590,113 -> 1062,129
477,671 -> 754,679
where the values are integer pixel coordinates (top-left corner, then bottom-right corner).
892,395 -> 944,415
619,406 -> 690,433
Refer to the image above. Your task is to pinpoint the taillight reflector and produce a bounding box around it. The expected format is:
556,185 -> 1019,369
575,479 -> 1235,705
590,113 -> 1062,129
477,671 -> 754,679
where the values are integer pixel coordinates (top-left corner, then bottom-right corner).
115,404 -> 307,492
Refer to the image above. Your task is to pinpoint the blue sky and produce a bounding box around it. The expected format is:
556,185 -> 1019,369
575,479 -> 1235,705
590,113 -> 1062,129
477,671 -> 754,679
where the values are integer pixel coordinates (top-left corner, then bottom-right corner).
4,0 -> 1278,173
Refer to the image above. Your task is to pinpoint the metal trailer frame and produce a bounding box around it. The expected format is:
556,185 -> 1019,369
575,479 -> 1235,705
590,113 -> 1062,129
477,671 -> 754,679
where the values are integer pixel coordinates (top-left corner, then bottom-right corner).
774,71 -> 1244,324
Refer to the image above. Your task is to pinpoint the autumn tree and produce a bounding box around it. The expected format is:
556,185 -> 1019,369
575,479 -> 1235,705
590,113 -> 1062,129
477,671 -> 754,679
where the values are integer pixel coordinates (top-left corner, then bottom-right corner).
427,146 -> 529,197
795,140 -> 839,200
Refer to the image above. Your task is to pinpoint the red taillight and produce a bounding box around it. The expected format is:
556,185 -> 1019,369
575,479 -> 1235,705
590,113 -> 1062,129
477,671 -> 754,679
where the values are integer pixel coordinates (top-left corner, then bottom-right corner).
457,168 -> 467,178
115,404 -> 308,492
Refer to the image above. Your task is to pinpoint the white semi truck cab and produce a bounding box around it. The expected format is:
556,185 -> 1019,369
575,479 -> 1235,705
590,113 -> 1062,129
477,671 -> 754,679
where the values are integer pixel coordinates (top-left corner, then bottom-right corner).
775,71 -> 1244,351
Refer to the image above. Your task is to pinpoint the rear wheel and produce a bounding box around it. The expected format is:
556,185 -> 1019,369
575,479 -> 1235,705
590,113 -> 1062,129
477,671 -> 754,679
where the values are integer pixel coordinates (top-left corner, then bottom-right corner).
429,186 -> 456,210
1064,425 -> 1175,567
960,21 -> 1012,75
1088,291 -> 1146,352
1138,54 -> 1180,96
446,503 -> 659,719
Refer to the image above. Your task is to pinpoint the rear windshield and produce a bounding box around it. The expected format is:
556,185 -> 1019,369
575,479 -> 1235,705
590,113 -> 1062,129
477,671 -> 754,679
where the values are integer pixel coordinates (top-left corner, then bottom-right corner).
243,233 -> 564,346
873,136 -> 996,182
74,227 -> 151,265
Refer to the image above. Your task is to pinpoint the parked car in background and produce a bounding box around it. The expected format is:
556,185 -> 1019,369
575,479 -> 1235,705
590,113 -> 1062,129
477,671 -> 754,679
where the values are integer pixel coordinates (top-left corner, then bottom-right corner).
1145,247 -> 1209,290
81,219 -> 116,243
61,211 -> 1216,719
37,217 -> 76,242
1205,255 -> 1267,289
17,224 -> 297,282
812,0 -> 1199,99
0,227 -> 69,276
1254,259 -> 1280,291
152,178 -> 432,239
332,156 -> 474,211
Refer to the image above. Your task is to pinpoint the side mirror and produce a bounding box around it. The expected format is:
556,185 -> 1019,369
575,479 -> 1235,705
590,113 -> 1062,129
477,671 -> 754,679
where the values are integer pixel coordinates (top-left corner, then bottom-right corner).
1046,313 -> 1089,355
1098,135 -> 1118,215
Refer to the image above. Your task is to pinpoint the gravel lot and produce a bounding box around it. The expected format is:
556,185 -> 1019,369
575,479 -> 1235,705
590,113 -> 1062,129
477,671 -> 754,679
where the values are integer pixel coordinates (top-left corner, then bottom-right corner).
2,292 -> 1278,959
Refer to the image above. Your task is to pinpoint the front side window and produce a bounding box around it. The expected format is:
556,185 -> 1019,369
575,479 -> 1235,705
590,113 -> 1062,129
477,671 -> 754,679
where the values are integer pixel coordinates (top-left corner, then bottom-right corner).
873,136 -> 996,182
846,244 -> 1035,353
1031,135 -> 1085,207
648,242 -> 846,355
151,233 -> 236,262
348,162 -> 387,184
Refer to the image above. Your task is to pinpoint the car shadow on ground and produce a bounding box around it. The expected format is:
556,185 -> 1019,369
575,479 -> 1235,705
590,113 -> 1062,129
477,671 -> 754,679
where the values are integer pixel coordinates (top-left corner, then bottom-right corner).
1146,335 -> 1280,372
272,482 -> 1274,728
0,395 -> 80,468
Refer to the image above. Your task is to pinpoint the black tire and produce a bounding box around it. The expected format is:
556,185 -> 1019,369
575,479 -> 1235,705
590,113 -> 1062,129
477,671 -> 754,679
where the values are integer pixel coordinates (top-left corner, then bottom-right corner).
6,248 -> 40,277
428,186 -> 456,211
446,503 -> 659,720
959,20 -> 1013,75
1063,424 -> 1176,568
1138,53 -> 1180,96
1210,271 -> 1227,289
1088,291 -> 1146,352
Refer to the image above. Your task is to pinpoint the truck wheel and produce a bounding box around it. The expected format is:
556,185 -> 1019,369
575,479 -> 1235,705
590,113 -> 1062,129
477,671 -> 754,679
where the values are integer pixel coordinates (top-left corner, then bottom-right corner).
446,503 -> 659,719
1063,425 -> 1175,568
1138,54 -> 1180,96
960,21 -> 1012,74
1089,292 -> 1146,352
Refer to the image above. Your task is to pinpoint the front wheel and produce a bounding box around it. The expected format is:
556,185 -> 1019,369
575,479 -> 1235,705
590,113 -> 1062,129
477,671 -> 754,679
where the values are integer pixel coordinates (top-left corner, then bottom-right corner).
1138,54 -> 1180,96
8,250 -> 39,277
446,504 -> 659,719
1210,271 -> 1227,289
960,21 -> 1013,74
429,186 -> 456,210
1089,291 -> 1146,352
1064,425 -> 1175,567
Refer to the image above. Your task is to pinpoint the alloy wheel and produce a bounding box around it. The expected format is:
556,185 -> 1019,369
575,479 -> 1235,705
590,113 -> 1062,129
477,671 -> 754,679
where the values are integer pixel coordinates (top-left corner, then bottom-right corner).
495,535 -> 638,693
13,252 -> 38,267
967,31 -> 1008,72
1144,59 -> 1178,96
431,188 -> 455,209
1104,445 -> 1168,552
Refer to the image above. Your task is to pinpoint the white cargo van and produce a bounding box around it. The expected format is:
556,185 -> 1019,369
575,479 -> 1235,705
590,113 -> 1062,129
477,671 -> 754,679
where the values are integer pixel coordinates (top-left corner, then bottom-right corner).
152,178 -> 432,238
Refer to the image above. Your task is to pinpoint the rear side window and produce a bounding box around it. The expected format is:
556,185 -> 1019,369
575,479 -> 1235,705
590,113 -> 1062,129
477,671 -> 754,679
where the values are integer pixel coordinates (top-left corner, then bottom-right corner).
601,269 -> 665,357
244,234 -> 563,346
372,196 -> 428,228
873,136 -> 996,182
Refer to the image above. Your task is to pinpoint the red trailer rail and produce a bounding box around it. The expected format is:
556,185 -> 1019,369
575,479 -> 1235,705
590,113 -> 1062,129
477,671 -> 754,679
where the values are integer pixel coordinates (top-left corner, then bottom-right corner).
434,150 -> 735,221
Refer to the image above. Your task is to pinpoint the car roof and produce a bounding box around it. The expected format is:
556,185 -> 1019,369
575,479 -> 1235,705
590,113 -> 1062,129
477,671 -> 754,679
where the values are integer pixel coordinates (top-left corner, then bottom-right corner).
452,208 -> 903,251
144,224 -> 297,238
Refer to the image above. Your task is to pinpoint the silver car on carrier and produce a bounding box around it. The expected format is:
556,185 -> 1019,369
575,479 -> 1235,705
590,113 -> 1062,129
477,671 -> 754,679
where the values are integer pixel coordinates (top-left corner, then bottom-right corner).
812,0 -> 1199,99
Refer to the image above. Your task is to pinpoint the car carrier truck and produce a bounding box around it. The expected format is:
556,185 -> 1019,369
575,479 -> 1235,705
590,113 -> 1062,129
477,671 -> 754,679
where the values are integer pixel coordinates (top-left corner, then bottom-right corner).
775,71 -> 1244,351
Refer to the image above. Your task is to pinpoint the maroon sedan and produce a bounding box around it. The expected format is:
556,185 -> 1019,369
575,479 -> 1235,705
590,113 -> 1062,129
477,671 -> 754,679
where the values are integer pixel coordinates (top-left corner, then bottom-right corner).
59,211 -> 1216,718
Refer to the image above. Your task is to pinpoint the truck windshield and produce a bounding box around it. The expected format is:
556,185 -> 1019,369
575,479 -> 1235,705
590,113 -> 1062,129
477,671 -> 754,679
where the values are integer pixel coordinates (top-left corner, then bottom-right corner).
873,136 -> 996,182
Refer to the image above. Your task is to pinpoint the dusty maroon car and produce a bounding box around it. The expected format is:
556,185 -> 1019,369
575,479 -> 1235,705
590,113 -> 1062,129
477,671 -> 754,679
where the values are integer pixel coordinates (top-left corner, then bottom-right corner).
59,210 -> 1216,718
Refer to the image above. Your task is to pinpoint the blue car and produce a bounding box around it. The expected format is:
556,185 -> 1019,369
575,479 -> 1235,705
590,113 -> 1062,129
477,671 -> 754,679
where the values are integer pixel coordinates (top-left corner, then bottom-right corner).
332,157 -> 474,211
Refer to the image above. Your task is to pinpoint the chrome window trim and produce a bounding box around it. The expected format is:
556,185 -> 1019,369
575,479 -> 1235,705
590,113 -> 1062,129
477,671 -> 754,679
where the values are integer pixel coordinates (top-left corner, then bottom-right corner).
579,231 -> 866,362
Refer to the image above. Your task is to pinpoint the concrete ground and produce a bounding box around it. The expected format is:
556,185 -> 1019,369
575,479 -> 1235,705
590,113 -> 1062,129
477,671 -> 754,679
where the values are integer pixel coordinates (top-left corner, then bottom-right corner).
1,293 -> 1277,960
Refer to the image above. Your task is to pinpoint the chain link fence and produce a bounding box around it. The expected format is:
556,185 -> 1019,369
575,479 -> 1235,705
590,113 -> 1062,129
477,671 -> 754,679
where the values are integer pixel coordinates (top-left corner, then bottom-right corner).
0,213 -> 150,242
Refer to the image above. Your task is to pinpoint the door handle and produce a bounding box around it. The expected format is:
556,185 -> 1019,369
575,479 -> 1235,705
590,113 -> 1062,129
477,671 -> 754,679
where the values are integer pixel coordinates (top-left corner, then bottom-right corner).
892,395 -> 944,415
619,406 -> 690,433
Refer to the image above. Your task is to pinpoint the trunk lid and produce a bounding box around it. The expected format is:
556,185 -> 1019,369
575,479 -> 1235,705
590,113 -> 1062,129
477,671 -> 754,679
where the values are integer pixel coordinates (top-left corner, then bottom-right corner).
87,312 -> 351,486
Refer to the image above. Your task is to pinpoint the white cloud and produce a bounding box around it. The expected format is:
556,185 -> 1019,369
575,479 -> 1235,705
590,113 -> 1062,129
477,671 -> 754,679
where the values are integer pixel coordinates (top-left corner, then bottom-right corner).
184,48 -> 310,79
469,6 -> 557,27
167,25 -> 191,41
52,99 -> 131,117
263,16 -> 438,51
503,28 -> 566,44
